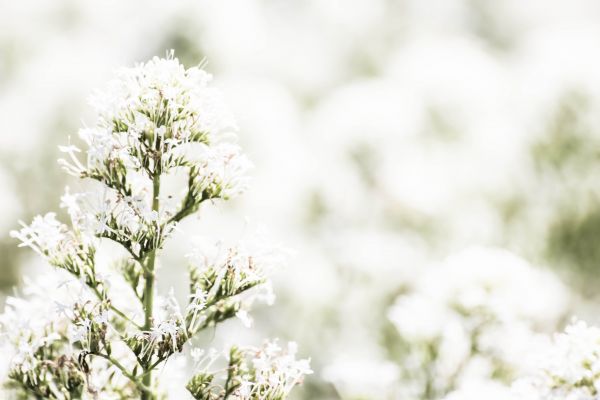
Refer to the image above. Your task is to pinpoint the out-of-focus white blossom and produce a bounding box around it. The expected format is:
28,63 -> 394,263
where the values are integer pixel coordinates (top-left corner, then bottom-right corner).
323,358 -> 399,399
513,320 -> 600,400
387,247 -> 570,399
443,380 -> 513,400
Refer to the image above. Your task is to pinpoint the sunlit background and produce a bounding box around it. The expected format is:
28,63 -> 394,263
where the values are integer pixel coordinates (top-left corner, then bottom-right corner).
3,1 -> 600,399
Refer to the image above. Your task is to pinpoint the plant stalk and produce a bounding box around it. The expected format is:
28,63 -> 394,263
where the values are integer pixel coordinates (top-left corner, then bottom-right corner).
141,172 -> 160,400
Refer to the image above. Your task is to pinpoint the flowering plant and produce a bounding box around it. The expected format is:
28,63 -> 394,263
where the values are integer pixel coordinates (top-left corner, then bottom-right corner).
386,248 -> 568,399
3,52 -> 311,400
513,320 -> 600,400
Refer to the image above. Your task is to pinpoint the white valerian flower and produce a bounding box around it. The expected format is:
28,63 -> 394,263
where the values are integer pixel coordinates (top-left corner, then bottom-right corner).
186,230 -> 287,304
190,142 -> 253,201
387,247 -> 570,399
10,213 -> 95,275
513,320 -> 600,400
190,228 -> 287,272
187,340 -> 311,400
183,232 -> 288,337
247,340 -> 312,395
91,52 -> 236,142
323,358 -> 400,399
443,380 -> 513,400
5,52 -> 306,399
11,213 -> 67,256
235,309 -> 254,328
59,51 -> 238,180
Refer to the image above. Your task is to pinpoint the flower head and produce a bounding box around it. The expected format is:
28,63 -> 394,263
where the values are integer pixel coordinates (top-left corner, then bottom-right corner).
513,320 -> 600,400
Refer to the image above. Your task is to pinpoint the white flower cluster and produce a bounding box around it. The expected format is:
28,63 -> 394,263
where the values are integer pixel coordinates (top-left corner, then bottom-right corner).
190,142 -> 252,201
3,53 -> 307,399
387,247 -> 569,399
11,213 -> 73,258
239,340 -> 312,399
186,340 -> 312,400
91,52 -> 235,145
187,232 -> 285,291
59,51 -> 250,203
0,271 -> 137,399
442,381 -> 513,400
59,53 -> 237,172
185,231 -> 286,331
18,53 -> 253,272
10,213 -> 95,278
513,320 -> 600,400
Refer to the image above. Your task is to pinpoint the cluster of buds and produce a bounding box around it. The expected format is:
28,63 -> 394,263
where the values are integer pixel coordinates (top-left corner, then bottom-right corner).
8,349 -> 85,400
68,301 -> 110,356
186,340 -> 312,400
3,52 -> 308,399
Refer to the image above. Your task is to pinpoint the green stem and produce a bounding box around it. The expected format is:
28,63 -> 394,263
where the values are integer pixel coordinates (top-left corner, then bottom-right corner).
97,354 -> 151,393
141,172 -> 160,400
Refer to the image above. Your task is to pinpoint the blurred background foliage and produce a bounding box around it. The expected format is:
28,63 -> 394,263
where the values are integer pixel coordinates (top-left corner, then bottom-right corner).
3,0 -> 600,398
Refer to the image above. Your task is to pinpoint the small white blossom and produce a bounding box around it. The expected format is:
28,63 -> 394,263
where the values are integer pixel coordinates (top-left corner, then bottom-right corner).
236,309 -> 254,328
513,320 -> 600,400
387,247 -> 569,398
190,143 -> 252,200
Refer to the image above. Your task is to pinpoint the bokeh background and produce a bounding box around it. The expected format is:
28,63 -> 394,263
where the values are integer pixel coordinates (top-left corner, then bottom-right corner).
3,1 -> 600,399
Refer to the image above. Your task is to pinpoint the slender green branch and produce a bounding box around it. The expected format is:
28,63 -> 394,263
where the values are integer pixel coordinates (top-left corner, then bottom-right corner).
96,354 -> 151,394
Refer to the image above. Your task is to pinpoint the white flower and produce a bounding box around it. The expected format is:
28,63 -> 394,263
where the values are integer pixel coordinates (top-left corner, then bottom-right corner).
84,53 -> 237,172
11,213 -> 65,255
513,320 -> 600,400
186,229 -> 288,305
10,213 -> 94,271
444,380 -> 513,400
190,142 -> 252,200
323,358 -> 399,399
242,339 -> 312,398
235,309 -> 253,328
387,247 -> 569,398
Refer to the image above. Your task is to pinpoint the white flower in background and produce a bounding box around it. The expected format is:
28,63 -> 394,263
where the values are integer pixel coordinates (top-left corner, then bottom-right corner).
387,247 -> 570,399
323,358 -> 400,399
443,380 -> 513,400
513,320 -> 600,400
